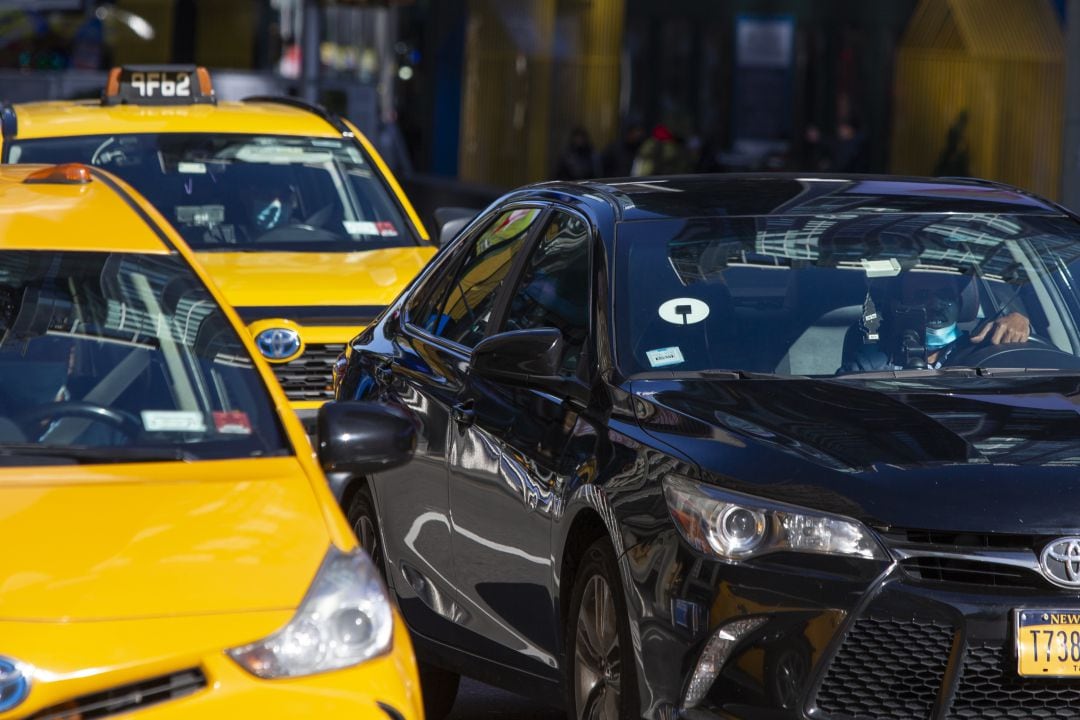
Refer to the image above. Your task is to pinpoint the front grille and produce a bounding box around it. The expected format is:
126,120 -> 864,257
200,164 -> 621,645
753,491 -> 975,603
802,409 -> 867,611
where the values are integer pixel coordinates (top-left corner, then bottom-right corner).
948,644 -> 1080,720
900,530 -> 1040,550
272,343 -> 344,401
816,617 -> 955,720
900,557 -> 1048,590
29,668 -> 206,720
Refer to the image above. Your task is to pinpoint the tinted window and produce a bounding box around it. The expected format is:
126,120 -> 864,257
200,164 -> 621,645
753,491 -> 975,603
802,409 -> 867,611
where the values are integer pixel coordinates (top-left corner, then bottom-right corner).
10,134 -> 415,252
413,208 -> 541,348
502,210 -> 590,374
0,251 -> 289,463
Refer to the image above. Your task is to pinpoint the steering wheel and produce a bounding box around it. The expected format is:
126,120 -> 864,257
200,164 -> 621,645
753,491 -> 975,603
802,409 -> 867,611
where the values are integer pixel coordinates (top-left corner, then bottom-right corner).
17,402 -> 143,441
253,223 -> 340,244
945,338 -> 1080,370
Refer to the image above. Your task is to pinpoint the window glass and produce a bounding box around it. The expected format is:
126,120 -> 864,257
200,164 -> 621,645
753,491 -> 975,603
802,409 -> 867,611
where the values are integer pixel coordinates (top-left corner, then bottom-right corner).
415,208 -> 541,347
11,134 -> 415,252
0,251 -> 289,464
503,211 -> 591,374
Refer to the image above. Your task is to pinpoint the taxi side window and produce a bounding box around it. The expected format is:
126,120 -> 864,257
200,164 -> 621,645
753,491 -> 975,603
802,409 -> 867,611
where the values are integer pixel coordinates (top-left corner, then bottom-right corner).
411,207 -> 541,348
502,210 -> 591,375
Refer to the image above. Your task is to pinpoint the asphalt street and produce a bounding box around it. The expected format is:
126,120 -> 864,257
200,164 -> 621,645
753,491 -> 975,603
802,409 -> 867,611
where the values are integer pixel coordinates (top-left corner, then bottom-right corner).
446,679 -> 563,719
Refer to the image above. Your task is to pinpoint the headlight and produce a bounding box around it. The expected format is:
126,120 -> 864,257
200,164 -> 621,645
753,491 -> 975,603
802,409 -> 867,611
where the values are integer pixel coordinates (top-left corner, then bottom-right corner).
228,546 -> 393,678
663,475 -> 887,562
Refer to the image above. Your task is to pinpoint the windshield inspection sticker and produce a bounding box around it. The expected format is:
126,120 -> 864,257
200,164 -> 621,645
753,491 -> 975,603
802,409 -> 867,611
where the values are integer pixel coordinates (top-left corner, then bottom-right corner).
177,162 -> 207,174
344,220 -> 380,236
658,298 -> 710,325
647,346 -> 685,367
141,411 -> 207,433
861,258 -> 902,277
213,411 -> 252,435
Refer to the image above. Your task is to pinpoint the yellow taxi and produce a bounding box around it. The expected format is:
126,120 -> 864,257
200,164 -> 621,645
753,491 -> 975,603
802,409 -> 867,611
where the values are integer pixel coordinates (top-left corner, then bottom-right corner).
0,162 -> 422,719
0,65 -> 437,429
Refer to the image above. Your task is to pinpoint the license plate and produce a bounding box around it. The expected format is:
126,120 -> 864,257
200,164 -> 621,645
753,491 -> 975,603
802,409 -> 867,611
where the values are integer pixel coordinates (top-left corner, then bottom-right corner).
1016,609 -> 1080,676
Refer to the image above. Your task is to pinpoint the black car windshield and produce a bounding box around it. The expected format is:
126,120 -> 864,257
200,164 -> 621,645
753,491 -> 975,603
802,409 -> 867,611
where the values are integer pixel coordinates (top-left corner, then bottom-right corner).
0,251 -> 289,463
9,134 -> 415,252
615,213 -> 1080,377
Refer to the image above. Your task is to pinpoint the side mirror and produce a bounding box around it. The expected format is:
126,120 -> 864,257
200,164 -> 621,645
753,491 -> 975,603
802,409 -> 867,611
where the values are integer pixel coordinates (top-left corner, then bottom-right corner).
472,328 -> 565,388
317,401 -> 416,476
434,206 -> 479,246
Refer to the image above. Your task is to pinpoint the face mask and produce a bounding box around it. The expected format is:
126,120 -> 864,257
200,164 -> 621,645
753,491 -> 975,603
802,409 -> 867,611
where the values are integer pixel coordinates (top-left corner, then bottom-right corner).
255,198 -> 283,230
925,322 -> 958,349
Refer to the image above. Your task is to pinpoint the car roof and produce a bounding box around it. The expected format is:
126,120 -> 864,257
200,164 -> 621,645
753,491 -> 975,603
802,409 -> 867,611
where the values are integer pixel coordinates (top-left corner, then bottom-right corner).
532,174 -> 1066,221
0,164 -> 172,253
9,99 -> 341,140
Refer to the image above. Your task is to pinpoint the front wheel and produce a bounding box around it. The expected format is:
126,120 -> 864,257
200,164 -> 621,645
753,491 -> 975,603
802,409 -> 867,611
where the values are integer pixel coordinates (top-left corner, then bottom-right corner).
566,538 -> 639,720
347,485 -> 460,720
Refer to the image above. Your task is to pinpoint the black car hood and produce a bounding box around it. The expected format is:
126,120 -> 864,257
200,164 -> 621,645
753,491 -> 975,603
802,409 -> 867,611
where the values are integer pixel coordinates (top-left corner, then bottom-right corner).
630,374 -> 1080,533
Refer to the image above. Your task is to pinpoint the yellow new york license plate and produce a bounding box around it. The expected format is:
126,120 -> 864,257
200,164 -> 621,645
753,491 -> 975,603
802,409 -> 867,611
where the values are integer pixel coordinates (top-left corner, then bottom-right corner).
1016,609 -> 1080,676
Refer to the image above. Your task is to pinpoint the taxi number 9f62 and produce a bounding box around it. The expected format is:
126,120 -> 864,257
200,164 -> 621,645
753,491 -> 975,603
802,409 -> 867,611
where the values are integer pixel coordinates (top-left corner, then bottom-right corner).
131,71 -> 190,98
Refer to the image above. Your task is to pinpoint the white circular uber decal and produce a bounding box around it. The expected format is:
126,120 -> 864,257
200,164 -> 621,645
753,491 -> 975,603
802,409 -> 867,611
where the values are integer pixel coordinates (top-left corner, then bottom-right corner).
658,298 -> 710,325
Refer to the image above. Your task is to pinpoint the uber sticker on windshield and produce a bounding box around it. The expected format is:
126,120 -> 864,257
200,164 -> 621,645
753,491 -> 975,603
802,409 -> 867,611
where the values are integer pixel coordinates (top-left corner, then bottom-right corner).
141,411 -> 207,433
647,346 -> 685,367
658,298 -> 710,325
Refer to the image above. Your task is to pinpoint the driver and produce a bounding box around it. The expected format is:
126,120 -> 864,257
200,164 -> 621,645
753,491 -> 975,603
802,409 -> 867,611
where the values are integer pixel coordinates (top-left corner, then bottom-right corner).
839,271 -> 1030,373
247,182 -> 300,234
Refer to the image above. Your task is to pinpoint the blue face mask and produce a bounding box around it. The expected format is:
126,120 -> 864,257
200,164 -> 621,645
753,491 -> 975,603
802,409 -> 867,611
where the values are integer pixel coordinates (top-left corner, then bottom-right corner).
925,322 -> 958,349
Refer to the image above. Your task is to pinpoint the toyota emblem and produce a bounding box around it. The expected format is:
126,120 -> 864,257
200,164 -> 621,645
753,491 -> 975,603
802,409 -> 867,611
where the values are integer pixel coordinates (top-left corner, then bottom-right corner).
1040,538 -> 1080,589
0,657 -> 31,712
255,327 -> 302,361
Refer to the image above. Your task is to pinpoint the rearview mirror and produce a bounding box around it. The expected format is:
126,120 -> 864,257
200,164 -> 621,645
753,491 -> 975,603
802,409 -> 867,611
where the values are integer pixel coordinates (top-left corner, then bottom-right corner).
434,206 -> 479,246
317,401 -> 416,477
472,328 -> 564,387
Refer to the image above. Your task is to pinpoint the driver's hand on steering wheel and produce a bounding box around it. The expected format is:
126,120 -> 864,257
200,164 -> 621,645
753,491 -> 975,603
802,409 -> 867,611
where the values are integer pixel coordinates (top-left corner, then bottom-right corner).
970,312 -> 1030,345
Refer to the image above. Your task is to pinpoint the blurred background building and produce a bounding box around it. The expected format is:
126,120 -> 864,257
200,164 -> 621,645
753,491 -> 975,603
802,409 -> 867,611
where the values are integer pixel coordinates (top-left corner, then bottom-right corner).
0,0 -> 1076,213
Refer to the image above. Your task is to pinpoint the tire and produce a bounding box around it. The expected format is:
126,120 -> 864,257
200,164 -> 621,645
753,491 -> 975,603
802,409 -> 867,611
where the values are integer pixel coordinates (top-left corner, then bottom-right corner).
347,485 -> 460,719
566,538 -> 640,720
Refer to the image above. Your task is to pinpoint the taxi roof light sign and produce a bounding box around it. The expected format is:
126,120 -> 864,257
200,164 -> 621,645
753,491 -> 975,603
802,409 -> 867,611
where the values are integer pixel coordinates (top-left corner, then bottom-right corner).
103,65 -> 215,107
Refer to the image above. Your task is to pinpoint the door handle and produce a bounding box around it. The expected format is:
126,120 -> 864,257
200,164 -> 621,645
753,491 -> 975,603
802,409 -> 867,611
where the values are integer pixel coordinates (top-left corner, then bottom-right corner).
451,401 -> 475,427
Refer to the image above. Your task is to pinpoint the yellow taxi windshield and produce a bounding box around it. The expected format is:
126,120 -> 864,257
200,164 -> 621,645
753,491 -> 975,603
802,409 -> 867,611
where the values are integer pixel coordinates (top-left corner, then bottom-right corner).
9,134 -> 417,253
0,250 -> 290,464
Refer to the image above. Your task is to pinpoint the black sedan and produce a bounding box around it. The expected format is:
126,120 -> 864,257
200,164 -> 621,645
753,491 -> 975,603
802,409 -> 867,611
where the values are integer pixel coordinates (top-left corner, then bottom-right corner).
324,175 -> 1080,720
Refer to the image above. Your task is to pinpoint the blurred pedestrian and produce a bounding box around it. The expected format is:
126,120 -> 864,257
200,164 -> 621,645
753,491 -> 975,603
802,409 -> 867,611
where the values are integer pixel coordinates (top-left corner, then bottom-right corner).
377,108 -> 413,178
602,119 -> 646,177
631,123 -> 694,177
555,126 -> 601,181
827,115 -> 868,173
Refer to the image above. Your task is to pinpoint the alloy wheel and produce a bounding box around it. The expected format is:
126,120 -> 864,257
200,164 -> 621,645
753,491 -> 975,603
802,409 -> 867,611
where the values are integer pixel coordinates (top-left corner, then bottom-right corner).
574,574 -> 621,719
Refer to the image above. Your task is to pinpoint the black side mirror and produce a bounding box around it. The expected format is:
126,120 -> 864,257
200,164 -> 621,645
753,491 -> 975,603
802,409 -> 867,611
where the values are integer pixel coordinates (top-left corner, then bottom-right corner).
472,328 -> 565,387
434,206 -> 479,246
317,401 -> 416,476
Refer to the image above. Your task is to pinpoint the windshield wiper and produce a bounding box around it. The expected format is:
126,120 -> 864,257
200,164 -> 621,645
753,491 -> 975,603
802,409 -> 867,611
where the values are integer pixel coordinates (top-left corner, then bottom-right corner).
0,444 -> 198,463
632,369 -> 795,380
831,366 -> 1077,380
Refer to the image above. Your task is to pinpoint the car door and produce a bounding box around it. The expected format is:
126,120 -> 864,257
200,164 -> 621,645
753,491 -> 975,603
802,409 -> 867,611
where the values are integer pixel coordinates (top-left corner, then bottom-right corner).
373,205 -> 546,645
447,207 -> 594,678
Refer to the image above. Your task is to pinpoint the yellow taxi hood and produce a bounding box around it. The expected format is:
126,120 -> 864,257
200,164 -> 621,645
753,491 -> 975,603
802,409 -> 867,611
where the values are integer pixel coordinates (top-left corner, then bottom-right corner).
194,246 -> 435,310
0,457 -> 329,621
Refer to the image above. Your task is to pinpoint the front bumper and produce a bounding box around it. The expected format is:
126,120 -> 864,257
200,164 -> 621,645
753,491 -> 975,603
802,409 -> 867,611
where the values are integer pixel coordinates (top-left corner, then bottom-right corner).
0,612 -> 421,720
629,530 -> 1080,719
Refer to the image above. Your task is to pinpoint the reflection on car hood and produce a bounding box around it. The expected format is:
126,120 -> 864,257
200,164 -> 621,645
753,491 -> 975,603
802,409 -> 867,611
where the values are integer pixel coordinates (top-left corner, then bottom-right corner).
632,375 -> 1080,532
0,456 -> 328,621
195,247 -> 435,310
